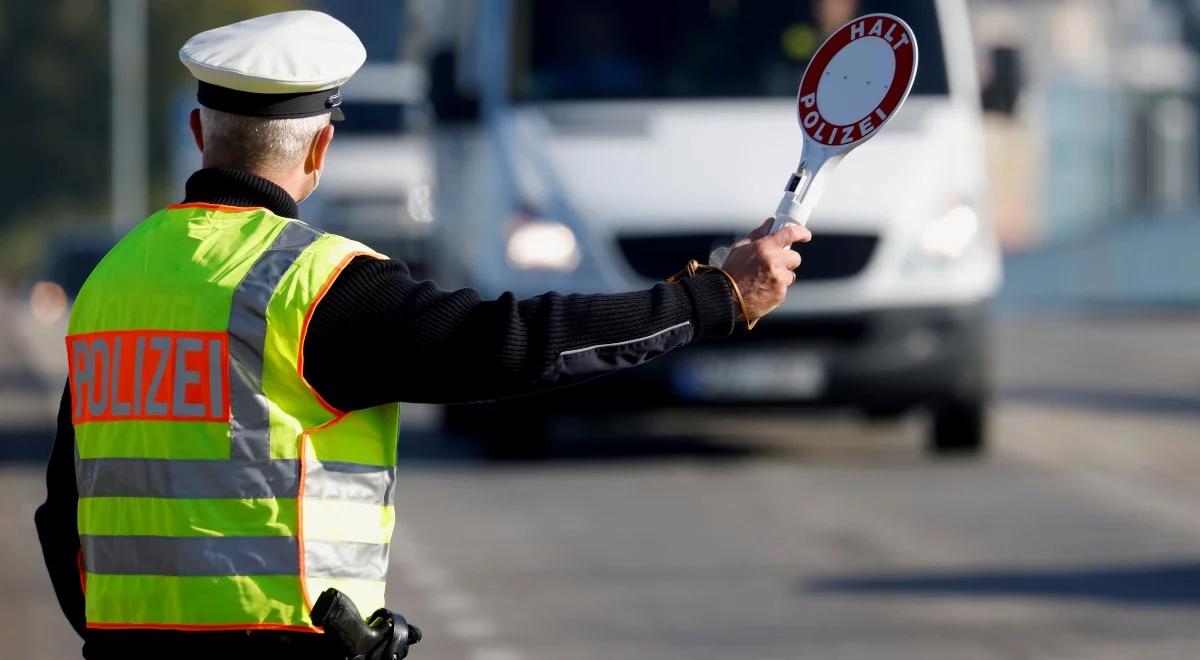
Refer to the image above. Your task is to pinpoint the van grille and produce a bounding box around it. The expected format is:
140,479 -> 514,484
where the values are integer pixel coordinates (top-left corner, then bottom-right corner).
616,232 -> 878,282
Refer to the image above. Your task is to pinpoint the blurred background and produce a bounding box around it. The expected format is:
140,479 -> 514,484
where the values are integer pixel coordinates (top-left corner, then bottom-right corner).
2,0 -> 1199,658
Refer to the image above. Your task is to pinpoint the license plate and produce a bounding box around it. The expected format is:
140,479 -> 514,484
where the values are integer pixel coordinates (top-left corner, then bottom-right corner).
672,351 -> 826,401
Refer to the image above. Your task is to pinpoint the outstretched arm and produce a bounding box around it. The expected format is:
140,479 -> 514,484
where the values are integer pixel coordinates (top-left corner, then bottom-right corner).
303,261 -> 735,408
303,221 -> 809,410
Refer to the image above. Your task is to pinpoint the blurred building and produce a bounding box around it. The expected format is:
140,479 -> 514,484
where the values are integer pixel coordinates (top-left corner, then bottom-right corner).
972,0 -> 1200,249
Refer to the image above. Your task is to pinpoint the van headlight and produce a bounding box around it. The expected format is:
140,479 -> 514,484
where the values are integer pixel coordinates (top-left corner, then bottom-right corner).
506,218 -> 581,272
905,205 -> 981,271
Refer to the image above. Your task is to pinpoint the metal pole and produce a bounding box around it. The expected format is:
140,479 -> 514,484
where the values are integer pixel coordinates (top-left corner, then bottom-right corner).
110,0 -> 148,232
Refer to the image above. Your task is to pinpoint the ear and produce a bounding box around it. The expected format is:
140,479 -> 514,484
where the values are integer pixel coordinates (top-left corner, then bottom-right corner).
307,123 -> 335,173
188,108 -> 205,153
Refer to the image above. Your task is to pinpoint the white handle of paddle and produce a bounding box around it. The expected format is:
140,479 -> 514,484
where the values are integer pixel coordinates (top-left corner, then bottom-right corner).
771,189 -> 814,233
769,152 -> 844,235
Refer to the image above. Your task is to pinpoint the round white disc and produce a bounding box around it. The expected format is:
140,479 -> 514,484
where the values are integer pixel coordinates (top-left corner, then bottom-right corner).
815,37 -> 896,126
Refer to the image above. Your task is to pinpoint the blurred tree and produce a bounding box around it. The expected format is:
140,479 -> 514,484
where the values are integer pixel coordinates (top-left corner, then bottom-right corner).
0,0 -> 109,277
0,0 -> 300,283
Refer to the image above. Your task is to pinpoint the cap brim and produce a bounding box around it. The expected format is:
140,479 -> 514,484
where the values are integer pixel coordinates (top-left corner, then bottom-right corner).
331,106 -> 345,121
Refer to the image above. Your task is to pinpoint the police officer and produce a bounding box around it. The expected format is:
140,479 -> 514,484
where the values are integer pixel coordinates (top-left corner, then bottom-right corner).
35,10 -> 809,660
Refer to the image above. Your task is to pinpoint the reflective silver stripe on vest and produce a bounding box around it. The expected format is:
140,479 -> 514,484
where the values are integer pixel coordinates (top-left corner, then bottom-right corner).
304,460 -> 395,506
83,535 -> 391,580
82,535 -> 299,576
305,540 -> 389,580
228,221 -> 322,461
76,457 -> 300,499
76,457 -> 391,504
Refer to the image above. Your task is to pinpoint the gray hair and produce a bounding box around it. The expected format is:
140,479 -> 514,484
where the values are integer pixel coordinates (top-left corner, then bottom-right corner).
199,107 -> 330,173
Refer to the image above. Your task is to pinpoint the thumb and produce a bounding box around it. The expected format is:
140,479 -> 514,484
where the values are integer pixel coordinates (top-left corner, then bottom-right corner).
745,218 -> 774,242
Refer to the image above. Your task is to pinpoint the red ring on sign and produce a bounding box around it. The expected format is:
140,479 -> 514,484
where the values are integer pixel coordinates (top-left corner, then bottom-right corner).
796,14 -> 917,147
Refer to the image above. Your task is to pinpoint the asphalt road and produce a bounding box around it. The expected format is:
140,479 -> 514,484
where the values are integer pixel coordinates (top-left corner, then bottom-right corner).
2,308 -> 1199,660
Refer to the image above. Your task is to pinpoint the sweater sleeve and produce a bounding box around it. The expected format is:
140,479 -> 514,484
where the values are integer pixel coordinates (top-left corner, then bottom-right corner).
302,257 -> 736,410
34,382 -> 86,639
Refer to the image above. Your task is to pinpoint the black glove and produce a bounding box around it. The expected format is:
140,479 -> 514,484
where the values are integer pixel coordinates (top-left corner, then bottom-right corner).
310,588 -> 422,660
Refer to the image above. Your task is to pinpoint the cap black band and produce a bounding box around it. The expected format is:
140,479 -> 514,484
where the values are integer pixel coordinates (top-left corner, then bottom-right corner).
197,81 -> 342,119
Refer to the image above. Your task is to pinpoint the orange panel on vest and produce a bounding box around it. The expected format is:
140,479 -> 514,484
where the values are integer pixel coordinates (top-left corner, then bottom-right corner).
66,330 -> 230,424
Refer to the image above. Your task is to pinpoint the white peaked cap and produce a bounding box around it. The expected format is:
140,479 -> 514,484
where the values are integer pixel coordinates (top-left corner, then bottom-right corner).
179,10 -> 366,120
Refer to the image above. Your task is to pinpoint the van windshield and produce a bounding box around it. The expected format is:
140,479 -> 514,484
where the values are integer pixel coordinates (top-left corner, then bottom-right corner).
511,0 -> 948,102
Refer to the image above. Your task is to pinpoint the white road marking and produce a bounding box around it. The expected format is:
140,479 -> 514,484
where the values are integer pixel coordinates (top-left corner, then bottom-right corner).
997,403 -> 1200,535
470,648 -> 524,660
429,590 -> 478,616
407,565 -> 453,589
446,617 -> 499,641
390,517 -> 523,660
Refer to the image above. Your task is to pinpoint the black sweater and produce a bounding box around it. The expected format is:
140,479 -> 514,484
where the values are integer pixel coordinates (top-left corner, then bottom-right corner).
36,168 -> 735,659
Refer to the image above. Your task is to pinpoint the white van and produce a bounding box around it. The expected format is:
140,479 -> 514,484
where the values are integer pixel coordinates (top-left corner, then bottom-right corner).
308,63 -> 436,277
427,0 -> 1001,453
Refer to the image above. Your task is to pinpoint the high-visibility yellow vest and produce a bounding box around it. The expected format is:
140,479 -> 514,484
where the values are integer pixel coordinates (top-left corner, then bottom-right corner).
66,202 -> 400,632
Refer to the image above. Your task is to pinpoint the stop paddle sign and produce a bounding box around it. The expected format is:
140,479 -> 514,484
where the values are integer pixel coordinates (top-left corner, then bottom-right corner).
770,14 -> 919,234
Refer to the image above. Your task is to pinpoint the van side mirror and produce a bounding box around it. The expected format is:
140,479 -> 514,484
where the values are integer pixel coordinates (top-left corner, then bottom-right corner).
981,46 -> 1023,116
429,49 -> 481,123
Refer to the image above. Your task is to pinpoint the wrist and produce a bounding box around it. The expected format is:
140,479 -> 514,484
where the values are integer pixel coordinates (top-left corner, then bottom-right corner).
672,265 -> 742,337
